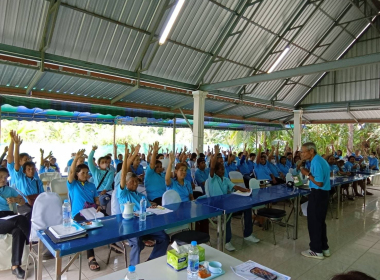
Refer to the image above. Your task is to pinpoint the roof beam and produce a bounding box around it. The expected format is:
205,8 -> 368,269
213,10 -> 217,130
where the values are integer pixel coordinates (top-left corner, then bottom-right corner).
346,0 -> 380,35
179,108 -> 193,131
300,98 -> 380,111
25,71 -> 45,96
243,108 -> 270,119
212,103 -> 239,115
111,85 -> 139,104
200,52 -> 380,91
170,99 -> 194,111
269,113 -> 294,122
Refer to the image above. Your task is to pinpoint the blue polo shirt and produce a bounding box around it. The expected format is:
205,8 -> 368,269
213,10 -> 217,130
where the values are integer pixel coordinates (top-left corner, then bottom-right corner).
186,169 -> 193,183
277,163 -> 289,175
114,159 -> 122,167
166,178 -> 193,202
7,162 -> 39,188
39,166 -> 56,174
253,162 -> 272,180
195,168 -> 210,186
130,164 -> 144,176
144,166 -> 166,201
246,160 -> 254,173
286,159 -> 293,169
369,157 -> 379,170
310,154 -> 331,191
208,174 -> 235,196
67,180 -> 98,218
351,153 -> 363,161
118,186 -> 151,212
88,150 -> 115,191
67,158 -> 74,167
238,156 -> 250,175
224,162 -> 237,177
0,186 -> 19,211
329,165 -> 339,172
13,169 -> 44,202
334,152 -> 343,159
267,162 -> 280,177
344,161 -> 358,171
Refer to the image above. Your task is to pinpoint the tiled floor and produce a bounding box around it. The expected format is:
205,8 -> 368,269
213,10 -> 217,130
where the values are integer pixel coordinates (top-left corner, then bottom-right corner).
1,187 -> 380,280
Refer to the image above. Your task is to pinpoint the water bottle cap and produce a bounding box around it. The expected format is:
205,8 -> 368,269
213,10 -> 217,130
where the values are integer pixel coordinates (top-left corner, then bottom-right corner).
191,241 -> 197,246
64,199 -> 68,203
128,266 -> 135,272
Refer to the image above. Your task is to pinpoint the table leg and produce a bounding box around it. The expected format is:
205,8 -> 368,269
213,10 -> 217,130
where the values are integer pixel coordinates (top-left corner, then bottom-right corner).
293,195 -> 299,240
79,252 -> 82,280
222,212 -> 227,253
216,215 -> 222,251
37,239 -> 43,280
336,185 -> 341,219
364,178 -> 367,210
55,256 -> 62,280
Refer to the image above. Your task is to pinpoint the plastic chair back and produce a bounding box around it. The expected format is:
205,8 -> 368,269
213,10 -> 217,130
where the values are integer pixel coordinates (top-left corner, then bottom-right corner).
288,168 -> 294,175
50,178 -> 68,202
229,171 -> 245,188
30,192 -> 62,242
111,189 -> 121,215
40,172 -> 61,182
286,173 -> 294,183
205,179 -> 210,197
249,178 -> 260,190
162,190 -> 181,206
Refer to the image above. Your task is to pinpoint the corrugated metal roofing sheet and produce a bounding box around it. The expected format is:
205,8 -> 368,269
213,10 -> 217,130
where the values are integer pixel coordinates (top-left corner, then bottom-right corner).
0,64 -> 37,88
304,111 -> 352,120
351,110 -> 380,119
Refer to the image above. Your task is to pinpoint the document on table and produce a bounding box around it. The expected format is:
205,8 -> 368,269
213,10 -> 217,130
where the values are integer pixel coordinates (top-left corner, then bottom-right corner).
80,208 -> 104,220
0,214 -> 18,220
231,260 -> 291,280
148,206 -> 173,215
231,189 -> 252,196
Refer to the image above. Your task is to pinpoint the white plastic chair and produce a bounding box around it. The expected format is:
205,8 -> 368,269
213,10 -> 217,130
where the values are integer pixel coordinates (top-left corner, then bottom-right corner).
25,192 -> 63,279
205,179 -> 210,197
229,171 -> 245,188
288,168 -> 294,175
111,189 -> 121,215
162,190 -> 189,234
249,178 -> 260,189
40,172 -> 61,182
286,173 -> 294,183
50,178 -> 68,202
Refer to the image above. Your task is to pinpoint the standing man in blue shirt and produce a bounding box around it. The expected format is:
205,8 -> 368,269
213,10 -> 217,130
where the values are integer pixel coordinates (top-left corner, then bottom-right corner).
300,142 -> 331,260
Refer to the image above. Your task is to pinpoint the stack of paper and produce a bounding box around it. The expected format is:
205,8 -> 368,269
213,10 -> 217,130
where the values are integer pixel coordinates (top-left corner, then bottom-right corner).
231,260 -> 291,280
79,208 -> 105,220
148,206 -> 173,215
49,223 -> 86,239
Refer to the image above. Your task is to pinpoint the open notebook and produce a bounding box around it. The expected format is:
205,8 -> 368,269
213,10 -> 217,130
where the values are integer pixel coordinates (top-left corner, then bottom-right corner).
79,208 -> 105,220
231,189 -> 252,196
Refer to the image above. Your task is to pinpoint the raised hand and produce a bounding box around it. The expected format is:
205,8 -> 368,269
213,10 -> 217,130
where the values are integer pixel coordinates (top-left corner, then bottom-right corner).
76,149 -> 86,159
134,144 -> 141,154
12,133 -> 22,146
214,144 -> 220,155
168,151 -> 175,162
40,148 -> 44,155
3,146 -> 8,153
92,145 -> 98,151
153,141 -> 160,153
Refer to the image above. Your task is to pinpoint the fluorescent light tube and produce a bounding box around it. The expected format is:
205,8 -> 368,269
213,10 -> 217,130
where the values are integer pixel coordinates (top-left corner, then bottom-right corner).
267,47 -> 290,73
159,0 -> 185,45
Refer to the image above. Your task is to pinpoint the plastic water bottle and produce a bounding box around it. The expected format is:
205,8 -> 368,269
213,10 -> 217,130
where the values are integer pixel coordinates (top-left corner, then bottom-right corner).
139,197 -> 147,222
187,241 -> 199,279
62,199 -> 71,227
124,266 -> 138,280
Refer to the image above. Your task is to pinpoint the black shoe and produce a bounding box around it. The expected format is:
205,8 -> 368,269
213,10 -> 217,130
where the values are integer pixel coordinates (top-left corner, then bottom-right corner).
12,266 -> 25,279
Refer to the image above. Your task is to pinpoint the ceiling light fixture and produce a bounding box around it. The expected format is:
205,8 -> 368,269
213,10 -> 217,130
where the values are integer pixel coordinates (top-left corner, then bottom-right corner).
268,47 -> 290,73
159,0 -> 185,45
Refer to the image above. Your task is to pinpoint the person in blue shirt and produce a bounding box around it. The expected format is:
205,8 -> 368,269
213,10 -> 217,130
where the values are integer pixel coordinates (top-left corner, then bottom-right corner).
300,142 -> 331,260
66,153 -> 76,168
166,153 -> 194,202
286,152 -> 294,169
224,154 -> 238,178
277,156 -> 290,176
217,155 -> 229,178
113,144 -> 123,167
237,145 -> 254,187
209,145 -> 260,252
246,153 -> 256,174
67,149 -> 103,272
144,141 -> 166,205
49,157 -> 60,173
130,156 -> 145,183
0,167 -> 30,279
118,143 -> 169,266
254,145 -> 278,184
88,147 -> 115,207
195,158 -> 210,193
39,149 -> 56,174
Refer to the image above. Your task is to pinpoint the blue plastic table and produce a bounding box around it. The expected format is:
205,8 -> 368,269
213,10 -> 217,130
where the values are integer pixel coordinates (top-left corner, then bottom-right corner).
197,184 -> 310,251
36,201 -> 222,280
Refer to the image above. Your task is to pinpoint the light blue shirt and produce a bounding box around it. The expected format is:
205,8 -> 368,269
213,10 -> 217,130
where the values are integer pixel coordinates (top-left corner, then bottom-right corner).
166,178 -> 193,202
369,157 -> 379,170
67,180 -> 98,218
329,165 -> 339,172
88,150 -> 115,191
144,166 -> 166,201
195,168 -> 210,186
310,154 -> 331,191
114,159 -> 123,167
118,186 -> 151,212
253,162 -> 272,180
277,163 -> 289,175
0,186 -> 19,211
67,158 -> 74,167
238,156 -> 250,175
39,165 -> 56,174
13,169 -> 44,202
224,162 -> 237,177
208,174 -> 235,197
130,164 -> 144,176
267,162 -> 280,177
344,161 -> 358,171
246,160 -> 254,173
7,162 -> 39,188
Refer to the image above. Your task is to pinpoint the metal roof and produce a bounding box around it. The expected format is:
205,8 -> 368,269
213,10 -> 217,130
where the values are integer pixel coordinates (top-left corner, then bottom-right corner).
0,0 -> 379,124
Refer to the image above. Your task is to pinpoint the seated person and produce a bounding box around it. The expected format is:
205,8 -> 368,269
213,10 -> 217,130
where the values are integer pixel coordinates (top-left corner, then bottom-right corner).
0,146 -> 8,168
130,156 -> 144,183
195,158 -> 210,193
209,145 -> 260,252
217,154 -> 228,178
1,159 -> 7,168
144,142 -> 166,206
49,157 -> 60,172
344,156 -> 362,171
140,153 -> 147,166
188,153 -> 197,169
105,155 -> 116,173
88,147 -> 115,206
366,151 -> 379,170
39,149 -> 55,174
246,153 -> 256,174
166,153 -> 194,202
277,156 -> 290,176
67,150 -> 104,272
336,159 -> 354,200
224,154 -> 238,176
254,145 -> 278,184
11,133 -> 44,220
345,156 -> 369,196
286,152 -> 294,169
0,167 -> 30,279
113,144 -> 123,167
67,153 -> 76,168
237,144 -> 254,187
118,143 -> 169,266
